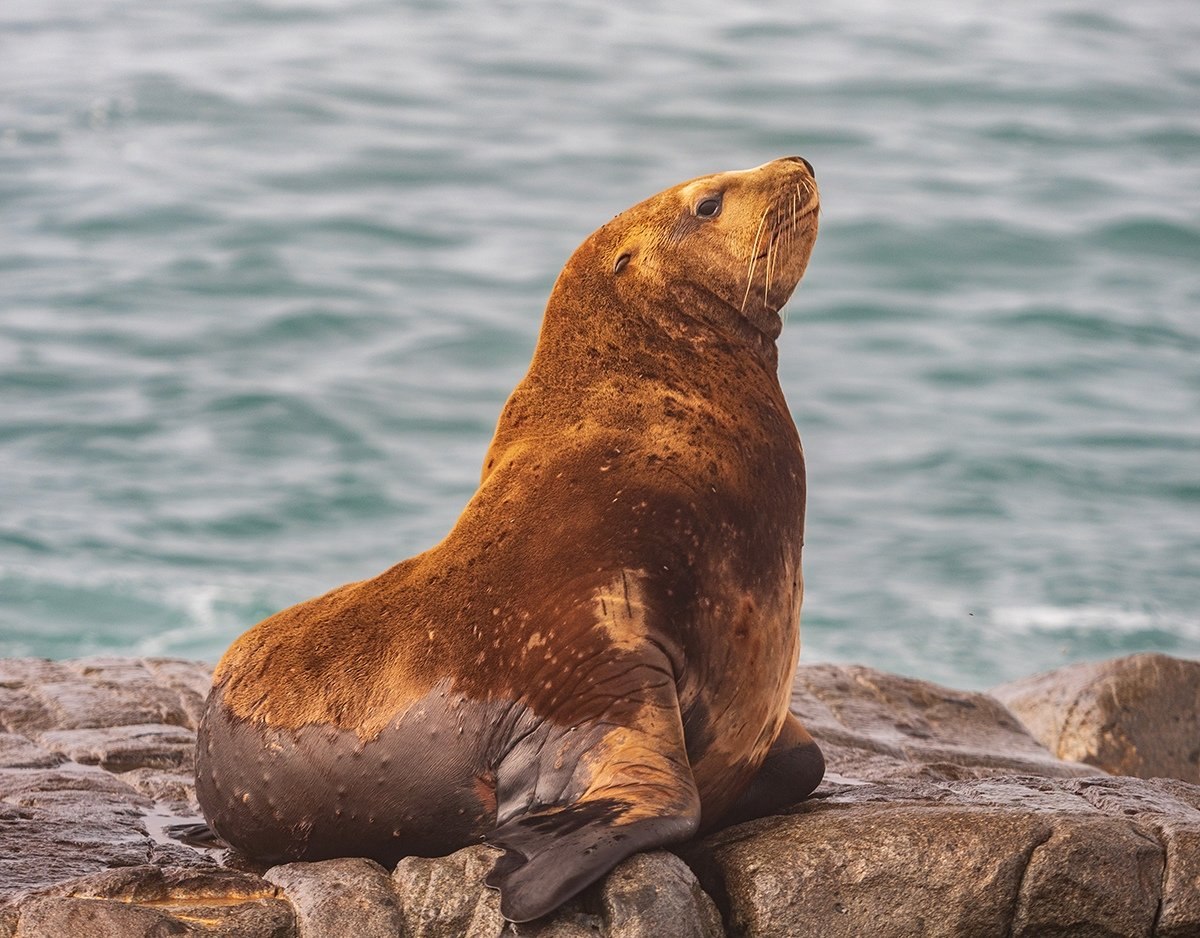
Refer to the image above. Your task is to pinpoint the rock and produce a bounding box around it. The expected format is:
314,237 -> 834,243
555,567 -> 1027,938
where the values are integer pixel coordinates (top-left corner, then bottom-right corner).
0,762 -> 217,903
1010,814 -> 1162,938
596,851 -> 724,938
0,689 -> 54,735
140,659 -> 215,728
12,866 -> 294,938
265,858 -> 404,938
391,845 -> 511,937
0,656 -> 211,736
119,767 -> 198,806
0,734 -> 63,770
698,775 -> 1195,938
0,660 -> 72,685
1064,776 -> 1200,937
393,845 -> 721,937
791,663 -> 1095,782
0,658 -> 218,903
0,764 -> 154,900
35,723 -> 196,773
0,763 -> 151,809
3,653 -> 1199,936
140,658 -> 215,700
0,806 -> 147,901
0,658 -> 193,734
993,653 -> 1200,783
14,897 -> 189,937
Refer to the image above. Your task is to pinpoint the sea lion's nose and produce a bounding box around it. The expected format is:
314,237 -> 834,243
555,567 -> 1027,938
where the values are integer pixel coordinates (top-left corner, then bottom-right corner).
783,156 -> 815,177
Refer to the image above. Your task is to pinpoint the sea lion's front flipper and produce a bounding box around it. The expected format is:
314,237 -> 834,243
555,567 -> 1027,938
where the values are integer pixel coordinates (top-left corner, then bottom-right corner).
717,712 -> 824,828
485,662 -> 701,923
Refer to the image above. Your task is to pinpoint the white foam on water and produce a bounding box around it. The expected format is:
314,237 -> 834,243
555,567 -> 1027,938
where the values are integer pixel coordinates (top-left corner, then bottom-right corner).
988,604 -> 1200,640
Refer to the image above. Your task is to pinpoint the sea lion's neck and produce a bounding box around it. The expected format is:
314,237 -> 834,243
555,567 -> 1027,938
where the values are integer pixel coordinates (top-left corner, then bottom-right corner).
528,260 -> 782,386
664,279 -> 782,372
476,245 -> 792,485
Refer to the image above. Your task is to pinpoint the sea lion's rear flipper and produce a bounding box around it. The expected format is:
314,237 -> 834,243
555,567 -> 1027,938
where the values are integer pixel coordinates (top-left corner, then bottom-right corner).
165,820 -> 225,848
717,712 -> 824,828
485,662 -> 701,923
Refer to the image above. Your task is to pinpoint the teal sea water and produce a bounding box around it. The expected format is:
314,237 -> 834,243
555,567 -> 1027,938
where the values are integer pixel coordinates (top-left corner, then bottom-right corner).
2,1 -> 1198,689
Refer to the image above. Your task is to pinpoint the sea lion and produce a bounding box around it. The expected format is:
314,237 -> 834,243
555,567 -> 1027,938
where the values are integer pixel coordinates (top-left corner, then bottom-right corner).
194,156 -> 824,923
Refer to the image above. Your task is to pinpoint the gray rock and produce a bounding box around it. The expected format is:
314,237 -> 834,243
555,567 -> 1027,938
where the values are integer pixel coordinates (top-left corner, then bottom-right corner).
119,766 -> 198,807
393,845 -> 720,937
13,866 -> 295,937
0,660 -> 73,685
35,680 -> 190,733
993,652 -> 1200,783
596,851 -> 723,938
0,762 -> 150,808
0,808 -> 148,901
0,689 -> 54,735
265,858 -> 404,938
699,775 -> 1198,938
1064,776 -> 1200,938
2,659 -> 192,734
792,663 -> 1096,782
35,723 -> 196,773
0,770 -> 154,901
0,763 -> 215,902
3,654 -> 1199,937
0,734 -> 63,770
392,845 -> 510,937
140,658 -> 215,729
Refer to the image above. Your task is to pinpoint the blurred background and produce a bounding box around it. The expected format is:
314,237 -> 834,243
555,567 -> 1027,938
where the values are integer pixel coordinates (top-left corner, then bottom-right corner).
1,0 -> 1197,688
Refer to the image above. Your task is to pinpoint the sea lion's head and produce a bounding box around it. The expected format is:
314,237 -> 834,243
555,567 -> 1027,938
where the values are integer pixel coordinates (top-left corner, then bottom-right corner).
553,158 -> 819,346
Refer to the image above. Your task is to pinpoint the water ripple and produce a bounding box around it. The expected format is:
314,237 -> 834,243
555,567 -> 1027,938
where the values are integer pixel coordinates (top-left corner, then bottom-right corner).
1,0 -> 1198,688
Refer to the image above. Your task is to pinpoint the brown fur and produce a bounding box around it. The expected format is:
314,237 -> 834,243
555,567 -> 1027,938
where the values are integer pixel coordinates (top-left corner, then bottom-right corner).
197,157 -> 822,922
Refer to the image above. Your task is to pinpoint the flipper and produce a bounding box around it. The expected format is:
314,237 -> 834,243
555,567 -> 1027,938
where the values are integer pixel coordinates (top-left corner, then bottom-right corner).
716,712 -> 824,828
484,658 -> 701,923
165,820 -> 226,848
486,800 -> 698,922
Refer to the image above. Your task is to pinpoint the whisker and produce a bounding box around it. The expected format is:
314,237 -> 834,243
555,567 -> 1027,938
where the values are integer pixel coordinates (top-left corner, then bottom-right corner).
741,204 -> 771,313
763,195 -> 782,309
787,186 -> 798,252
764,233 -> 774,304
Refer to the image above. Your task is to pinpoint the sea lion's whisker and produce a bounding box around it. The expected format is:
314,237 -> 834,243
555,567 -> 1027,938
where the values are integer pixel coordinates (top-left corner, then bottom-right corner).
742,204 -> 771,312
764,234 -> 774,303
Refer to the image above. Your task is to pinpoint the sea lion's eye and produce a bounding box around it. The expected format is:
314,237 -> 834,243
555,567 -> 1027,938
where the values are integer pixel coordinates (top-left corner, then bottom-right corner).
695,196 -> 722,218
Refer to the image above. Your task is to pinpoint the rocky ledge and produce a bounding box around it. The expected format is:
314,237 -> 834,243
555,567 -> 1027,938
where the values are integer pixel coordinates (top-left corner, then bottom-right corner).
1,653 -> 1197,937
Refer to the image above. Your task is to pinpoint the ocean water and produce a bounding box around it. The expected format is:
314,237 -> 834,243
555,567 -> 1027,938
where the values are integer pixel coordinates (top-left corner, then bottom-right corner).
1,0 -> 1197,690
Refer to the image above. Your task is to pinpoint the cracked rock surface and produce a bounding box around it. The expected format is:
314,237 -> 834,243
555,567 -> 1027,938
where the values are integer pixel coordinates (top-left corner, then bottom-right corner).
1,654 -> 1198,936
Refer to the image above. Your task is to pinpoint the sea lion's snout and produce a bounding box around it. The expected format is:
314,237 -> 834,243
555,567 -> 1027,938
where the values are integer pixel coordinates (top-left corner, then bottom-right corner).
782,155 -> 815,178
